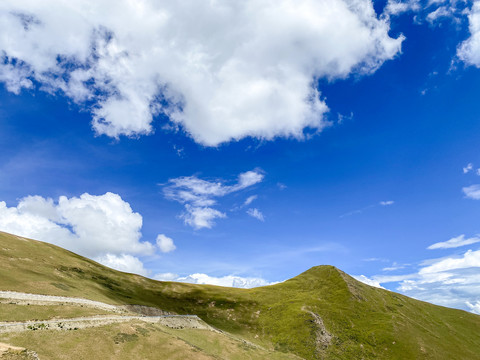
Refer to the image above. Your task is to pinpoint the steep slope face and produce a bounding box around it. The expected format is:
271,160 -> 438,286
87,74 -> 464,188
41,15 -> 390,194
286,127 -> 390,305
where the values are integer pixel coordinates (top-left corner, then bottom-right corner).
252,266 -> 480,359
1,231 -> 480,359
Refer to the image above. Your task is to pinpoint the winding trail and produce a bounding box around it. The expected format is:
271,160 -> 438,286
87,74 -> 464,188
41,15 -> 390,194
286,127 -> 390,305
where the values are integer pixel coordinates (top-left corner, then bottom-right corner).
0,291 -> 121,312
0,290 -> 215,333
0,314 -> 212,333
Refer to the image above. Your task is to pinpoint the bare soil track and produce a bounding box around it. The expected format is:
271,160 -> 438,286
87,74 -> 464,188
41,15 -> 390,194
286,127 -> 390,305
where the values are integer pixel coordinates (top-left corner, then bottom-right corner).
0,291 -> 215,333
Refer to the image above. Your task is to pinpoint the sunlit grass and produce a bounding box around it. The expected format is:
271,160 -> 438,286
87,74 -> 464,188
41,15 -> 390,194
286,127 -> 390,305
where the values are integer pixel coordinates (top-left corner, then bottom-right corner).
1,231 -> 480,359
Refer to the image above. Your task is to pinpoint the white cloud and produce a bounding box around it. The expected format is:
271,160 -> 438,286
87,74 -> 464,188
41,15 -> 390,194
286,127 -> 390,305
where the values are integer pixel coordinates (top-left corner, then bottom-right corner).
340,205 -> 373,218
95,254 -> 149,276
154,272 -> 276,288
365,247 -> 480,312
164,170 -> 264,229
427,0 -> 447,5
341,200 -> 393,218
466,300 -> 480,314
464,163 -> 474,173
244,195 -> 258,206
353,275 -> 385,289
0,61 -> 33,94
395,250 -> 480,310
373,273 -> 417,283
181,205 -> 226,229
152,272 -> 179,281
458,1 -> 480,66
0,192 -> 155,275
419,249 -> 480,274
247,208 -> 265,222
156,234 -> 176,253
463,184 -> 480,199
384,0 -> 420,16
362,257 -> 389,262
428,234 -> 480,249
237,172 -> 264,189
384,0 -> 466,27
382,262 -> 406,271
0,0 -> 403,146
426,5 -> 455,24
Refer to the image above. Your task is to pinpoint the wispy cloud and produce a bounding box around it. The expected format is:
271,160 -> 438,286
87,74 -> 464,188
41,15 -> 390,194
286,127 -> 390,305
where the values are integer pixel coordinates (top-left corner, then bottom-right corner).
355,242 -> 480,313
244,195 -> 258,206
340,200 -> 394,218
463,184 -> 480,199
355,274 -> 410,287
163,170 -> 264,229
426,5 -> 457,25
428,235 -> 480,250
340,204 -> 375,218
464,163 -> 473,174
384,0 -> 467,27
362,257 -> 390,262
383,0 -> 420,16
382,262 -> 406,271
247,208 -> 265,222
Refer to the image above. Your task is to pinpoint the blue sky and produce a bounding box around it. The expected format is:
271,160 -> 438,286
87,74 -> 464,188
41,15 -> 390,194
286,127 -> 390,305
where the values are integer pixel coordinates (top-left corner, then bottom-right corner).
1,0 -> 480,312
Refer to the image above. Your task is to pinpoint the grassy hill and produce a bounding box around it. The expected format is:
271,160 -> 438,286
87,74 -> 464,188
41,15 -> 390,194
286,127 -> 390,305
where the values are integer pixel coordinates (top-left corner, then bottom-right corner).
1,231 -> 480,359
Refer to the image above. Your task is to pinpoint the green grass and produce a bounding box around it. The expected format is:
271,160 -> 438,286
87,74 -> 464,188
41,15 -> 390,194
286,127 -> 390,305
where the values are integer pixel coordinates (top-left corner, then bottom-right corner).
0,321 -> 214,360
0,321 -> 299,360
1,231 -> 480,359
158,327 -> 299,360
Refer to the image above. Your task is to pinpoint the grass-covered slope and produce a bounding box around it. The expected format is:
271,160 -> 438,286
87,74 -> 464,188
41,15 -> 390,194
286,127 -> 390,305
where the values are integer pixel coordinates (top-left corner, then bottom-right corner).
0,321 -> 298,360
1,231 -> 480,359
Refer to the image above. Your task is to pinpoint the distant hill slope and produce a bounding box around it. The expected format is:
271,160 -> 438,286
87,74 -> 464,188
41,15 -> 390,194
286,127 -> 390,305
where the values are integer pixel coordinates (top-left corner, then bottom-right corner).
1,231 -> 480,359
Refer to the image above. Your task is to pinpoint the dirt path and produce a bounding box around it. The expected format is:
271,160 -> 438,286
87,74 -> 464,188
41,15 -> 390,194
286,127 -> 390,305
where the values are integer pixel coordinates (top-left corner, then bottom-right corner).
0,291 -> 120,312
0,314 -> 214,333
0,342 -> 39,359
0,291 -> 214,333
0,342 -> 24,352
0,291 -> 173,316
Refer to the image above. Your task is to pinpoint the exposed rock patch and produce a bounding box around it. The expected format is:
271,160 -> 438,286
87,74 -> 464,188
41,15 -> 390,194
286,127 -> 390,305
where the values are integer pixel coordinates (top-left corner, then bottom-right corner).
308,311 -> 333,350
120,305 -> 174,316
0,315 -> 214,333
302,306 -> 333,354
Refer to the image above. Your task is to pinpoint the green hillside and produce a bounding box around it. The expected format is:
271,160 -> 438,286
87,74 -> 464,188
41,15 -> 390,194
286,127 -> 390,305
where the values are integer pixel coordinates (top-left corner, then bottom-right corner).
1,231 -> 480,359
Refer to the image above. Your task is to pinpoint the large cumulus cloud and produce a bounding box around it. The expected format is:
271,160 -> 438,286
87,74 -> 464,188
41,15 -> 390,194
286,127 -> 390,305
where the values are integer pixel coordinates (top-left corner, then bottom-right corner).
0,0 -> 402,145
0,192 -> 156,275
458,1 -> 480,66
